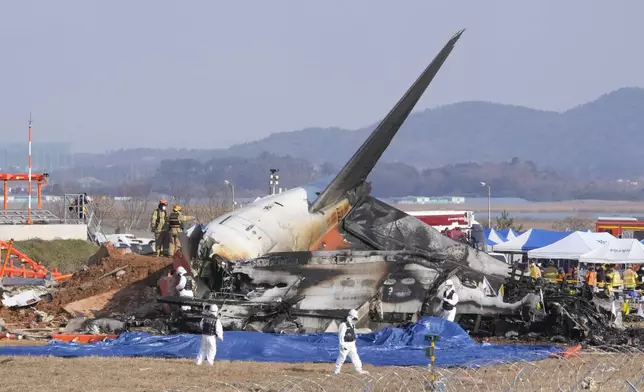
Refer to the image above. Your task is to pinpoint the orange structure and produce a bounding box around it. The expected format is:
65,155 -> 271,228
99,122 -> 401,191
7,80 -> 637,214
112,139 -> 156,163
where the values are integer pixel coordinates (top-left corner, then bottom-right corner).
0,173 -> 49,213
0,239 -> 72,281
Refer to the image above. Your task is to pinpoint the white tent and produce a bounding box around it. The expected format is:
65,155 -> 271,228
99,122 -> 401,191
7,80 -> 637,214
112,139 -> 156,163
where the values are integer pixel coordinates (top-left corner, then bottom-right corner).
488,228 -> 506,245
579,238 -> 644,264
527,231 -> 615,260
507,229 -> 518,241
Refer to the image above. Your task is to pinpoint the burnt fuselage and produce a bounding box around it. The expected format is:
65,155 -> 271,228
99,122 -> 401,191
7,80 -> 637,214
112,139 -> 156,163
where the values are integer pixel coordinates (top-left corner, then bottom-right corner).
160,30 -> 540,332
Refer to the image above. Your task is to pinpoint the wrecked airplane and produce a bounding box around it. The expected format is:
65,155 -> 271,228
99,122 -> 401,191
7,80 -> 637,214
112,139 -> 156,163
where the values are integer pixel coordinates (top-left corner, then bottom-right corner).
159,29 -> 540,333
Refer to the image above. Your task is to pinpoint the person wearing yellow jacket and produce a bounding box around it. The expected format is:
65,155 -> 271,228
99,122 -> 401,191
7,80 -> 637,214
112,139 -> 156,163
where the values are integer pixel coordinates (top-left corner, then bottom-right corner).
607,266 -> 623,290
529,262 -> 541,279
543,262 -> 558,281
623,265 -> 637,290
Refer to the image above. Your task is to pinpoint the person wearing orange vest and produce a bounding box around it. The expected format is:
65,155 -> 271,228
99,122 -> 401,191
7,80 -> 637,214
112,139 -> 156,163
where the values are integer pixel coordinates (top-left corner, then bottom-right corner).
556,268 -> 566,282
585,266 -> 597,288
623,266 -> 637,290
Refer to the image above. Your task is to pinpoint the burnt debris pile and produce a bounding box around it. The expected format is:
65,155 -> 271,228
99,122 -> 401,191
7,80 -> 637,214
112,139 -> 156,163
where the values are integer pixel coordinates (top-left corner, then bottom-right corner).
0,244 -> 174,339
472,272 -> 644,348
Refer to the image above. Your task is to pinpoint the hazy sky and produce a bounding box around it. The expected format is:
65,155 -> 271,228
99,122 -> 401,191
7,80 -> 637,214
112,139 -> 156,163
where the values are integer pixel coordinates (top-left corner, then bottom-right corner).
1,1 -> 642,152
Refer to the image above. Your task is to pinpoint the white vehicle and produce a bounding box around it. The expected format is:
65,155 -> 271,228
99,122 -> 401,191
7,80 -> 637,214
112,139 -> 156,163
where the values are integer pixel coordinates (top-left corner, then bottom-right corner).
104,233 -> 154,246
104,233 -> 155,255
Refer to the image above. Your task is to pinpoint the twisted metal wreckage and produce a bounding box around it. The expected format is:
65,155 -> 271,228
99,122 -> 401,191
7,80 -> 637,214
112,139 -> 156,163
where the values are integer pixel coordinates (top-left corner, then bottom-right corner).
156,29 -> 625,341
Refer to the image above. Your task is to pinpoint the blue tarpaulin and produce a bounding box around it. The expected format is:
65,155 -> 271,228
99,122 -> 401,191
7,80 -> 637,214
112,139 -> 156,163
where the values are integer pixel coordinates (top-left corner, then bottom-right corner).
0,317 -> 561,367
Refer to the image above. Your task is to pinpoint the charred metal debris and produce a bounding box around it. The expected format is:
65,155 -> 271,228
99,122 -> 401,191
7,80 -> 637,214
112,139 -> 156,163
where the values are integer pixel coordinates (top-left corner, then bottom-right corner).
464,268 -> 644,347
154,196 -> 644,347
160,258 -> 643,347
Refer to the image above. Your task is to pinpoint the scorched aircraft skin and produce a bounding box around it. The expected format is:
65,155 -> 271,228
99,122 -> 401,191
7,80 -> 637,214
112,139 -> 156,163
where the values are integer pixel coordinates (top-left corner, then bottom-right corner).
161,29 -> 538,332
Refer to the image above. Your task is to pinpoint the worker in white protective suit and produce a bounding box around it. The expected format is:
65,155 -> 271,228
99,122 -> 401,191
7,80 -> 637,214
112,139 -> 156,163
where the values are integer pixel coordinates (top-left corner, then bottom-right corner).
175,266 -> 195,311
196,304 -> 224,366
333,309 -> 369,375
441,279 -> 459,322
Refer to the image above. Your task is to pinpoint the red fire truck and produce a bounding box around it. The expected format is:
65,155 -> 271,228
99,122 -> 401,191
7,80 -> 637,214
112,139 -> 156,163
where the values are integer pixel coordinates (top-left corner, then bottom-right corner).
595,216 -> 644,240
406,210 -> 475,231
405,210 -> 480,241
405,209 -> 488,253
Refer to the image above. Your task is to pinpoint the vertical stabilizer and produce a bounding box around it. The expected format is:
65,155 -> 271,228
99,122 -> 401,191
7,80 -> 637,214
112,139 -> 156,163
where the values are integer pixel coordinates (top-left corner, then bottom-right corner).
310,29 -> 465,213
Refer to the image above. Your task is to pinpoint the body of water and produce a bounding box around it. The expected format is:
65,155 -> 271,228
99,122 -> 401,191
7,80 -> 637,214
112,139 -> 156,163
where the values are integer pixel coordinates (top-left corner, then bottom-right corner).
473,211 -> 640,221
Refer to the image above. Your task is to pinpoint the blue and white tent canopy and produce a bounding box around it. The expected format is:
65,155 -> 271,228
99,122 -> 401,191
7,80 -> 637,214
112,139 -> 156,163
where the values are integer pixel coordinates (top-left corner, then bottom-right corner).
497,229 -> 521,241
492,229 -> 572,253
507,229 -> 518,241
527,231 -> 615,260
484,228 -> 507,246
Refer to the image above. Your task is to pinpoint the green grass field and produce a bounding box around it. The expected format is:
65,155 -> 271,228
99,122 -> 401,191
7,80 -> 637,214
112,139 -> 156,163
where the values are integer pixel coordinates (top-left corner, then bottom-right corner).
12,239 -> 99,273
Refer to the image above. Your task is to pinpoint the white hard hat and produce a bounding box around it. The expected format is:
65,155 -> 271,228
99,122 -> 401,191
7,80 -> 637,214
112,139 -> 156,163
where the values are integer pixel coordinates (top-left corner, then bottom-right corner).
208,304 -> 218,314
445,279 -> 454,286
348,309 -> 358,319
176,266 -> 187,275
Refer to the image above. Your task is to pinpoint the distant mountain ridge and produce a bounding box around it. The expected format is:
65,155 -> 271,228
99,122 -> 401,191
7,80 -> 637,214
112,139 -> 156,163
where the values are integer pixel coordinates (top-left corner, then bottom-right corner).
70,87 -> 644,181
53,87 -> 644,201
213,87 -> 644,179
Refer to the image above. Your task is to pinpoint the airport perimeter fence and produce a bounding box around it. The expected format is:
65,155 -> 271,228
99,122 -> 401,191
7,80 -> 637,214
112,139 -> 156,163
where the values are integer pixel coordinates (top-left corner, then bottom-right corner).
180,346 -> 644,392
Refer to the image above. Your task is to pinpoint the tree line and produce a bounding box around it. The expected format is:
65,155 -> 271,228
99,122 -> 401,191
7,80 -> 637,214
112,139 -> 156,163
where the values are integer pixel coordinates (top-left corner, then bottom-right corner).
48,153 -> 644,202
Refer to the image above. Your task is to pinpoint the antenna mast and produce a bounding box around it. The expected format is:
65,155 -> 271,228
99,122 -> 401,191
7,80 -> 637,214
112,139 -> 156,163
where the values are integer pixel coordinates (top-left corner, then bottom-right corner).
27,113 -> 32,224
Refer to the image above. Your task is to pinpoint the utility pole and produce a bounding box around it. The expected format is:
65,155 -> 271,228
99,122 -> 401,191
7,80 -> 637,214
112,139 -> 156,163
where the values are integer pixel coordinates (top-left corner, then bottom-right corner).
480,181 -> 491,228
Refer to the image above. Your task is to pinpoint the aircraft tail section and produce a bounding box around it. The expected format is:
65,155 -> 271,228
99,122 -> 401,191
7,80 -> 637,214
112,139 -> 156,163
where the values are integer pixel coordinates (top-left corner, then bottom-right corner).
309,29 -> 465,213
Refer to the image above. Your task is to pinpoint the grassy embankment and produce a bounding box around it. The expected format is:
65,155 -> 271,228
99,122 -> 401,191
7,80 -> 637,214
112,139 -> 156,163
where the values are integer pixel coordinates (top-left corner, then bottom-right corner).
11,239 -> 99,273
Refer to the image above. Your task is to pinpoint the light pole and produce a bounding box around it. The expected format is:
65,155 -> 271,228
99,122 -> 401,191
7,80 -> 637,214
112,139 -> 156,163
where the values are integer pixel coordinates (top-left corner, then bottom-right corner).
480,181 -> 491,228
224,180 -> 235,210
269,169 -> 279,195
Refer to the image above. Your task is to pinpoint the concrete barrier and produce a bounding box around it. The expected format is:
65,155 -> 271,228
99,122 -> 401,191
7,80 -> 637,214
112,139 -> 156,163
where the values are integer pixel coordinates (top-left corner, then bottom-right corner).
0,224 -> 87,241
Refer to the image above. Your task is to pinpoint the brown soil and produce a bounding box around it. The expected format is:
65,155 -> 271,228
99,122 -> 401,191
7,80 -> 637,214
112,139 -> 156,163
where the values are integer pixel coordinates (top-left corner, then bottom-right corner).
0,247 -> 173,328
36,251 -> 171,315
0,308 -> 37,324
0,353 -> 635,392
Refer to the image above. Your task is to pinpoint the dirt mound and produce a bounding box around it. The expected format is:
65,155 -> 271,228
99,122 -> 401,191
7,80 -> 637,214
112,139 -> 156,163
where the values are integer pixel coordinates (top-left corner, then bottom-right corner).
37,250 -> 172,315
0,245 -> 174,330
0,308 -> 36,324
